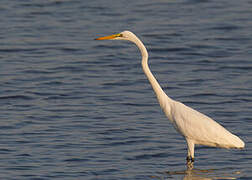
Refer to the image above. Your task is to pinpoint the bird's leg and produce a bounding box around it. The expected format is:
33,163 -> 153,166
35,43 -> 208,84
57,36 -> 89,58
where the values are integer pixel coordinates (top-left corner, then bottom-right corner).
186,156 -> 194,162
186,158 -> 194,170
186,139 -> 195,163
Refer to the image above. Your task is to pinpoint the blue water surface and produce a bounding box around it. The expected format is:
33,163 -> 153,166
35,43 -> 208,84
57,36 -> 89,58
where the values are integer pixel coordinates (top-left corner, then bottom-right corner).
0,0 -> 251,179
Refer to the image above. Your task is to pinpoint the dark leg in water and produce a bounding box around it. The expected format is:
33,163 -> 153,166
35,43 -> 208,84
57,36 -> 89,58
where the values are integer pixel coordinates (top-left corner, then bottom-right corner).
186,156 -> 194,170
186,156 -> 194,163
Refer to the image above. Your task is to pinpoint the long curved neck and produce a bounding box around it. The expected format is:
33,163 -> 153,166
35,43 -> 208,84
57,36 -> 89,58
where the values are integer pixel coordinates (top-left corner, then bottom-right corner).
131,36 -> 172,107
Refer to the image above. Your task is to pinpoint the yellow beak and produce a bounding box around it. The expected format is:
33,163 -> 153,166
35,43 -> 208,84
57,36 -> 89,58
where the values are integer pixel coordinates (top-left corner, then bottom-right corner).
95,33 -> 121,40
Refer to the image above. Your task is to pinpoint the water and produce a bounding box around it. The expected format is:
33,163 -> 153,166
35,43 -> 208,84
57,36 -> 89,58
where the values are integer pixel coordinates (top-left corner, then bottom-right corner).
0,0 -> 251,179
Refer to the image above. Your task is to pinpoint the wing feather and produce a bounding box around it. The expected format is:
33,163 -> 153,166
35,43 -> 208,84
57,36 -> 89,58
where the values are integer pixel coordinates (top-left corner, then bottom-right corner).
169,101 -> 244,148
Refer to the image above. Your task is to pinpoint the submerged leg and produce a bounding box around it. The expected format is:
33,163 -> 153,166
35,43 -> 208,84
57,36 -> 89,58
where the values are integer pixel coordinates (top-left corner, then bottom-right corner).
186,156 -> 194,162
186,139 -> 195,163
186,160 -> 194,170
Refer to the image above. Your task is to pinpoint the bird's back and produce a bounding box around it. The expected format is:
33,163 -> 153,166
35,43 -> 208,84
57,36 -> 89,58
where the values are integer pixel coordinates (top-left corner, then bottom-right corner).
167,100 -> 245,149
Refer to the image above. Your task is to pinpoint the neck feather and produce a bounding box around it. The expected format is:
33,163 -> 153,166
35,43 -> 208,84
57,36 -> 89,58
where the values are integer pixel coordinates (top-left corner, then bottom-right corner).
131,36 -> 172,109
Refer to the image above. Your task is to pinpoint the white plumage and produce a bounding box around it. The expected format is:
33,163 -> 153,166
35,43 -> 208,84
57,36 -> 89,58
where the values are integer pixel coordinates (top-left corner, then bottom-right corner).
95,31 -> 245,163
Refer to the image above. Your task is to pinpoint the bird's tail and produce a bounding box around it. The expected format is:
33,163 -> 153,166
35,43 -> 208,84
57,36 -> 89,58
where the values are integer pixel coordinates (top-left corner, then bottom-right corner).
230,134 -> 245,149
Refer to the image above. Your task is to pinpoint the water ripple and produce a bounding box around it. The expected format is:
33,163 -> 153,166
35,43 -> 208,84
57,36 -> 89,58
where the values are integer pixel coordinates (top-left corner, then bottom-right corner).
0,0 -> 251,179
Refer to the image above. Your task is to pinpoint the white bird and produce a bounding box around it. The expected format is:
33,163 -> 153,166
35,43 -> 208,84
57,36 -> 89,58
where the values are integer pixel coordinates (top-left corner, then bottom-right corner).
95,31 -> 245,163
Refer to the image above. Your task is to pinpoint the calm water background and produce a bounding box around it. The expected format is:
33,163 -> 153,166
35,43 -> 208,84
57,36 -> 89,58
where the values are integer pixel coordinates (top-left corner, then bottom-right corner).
0,0 -> 251,179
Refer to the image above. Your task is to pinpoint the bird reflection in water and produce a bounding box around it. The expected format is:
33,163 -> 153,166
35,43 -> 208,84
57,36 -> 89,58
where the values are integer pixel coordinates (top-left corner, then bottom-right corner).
158,163 -> 241,180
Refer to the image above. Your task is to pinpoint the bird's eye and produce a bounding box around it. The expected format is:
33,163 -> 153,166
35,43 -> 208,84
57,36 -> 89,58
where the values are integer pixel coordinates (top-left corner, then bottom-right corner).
118,34 -> 123,37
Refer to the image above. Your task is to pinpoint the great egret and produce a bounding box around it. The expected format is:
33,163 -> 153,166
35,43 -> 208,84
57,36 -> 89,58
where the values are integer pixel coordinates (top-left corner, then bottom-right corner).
95,31 -> 245,163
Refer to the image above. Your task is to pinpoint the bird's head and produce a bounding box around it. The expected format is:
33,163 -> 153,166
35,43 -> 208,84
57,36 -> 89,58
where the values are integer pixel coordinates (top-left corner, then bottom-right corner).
95,31 -> 136,42
95,30 -> 147,58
